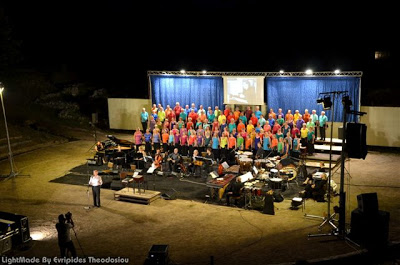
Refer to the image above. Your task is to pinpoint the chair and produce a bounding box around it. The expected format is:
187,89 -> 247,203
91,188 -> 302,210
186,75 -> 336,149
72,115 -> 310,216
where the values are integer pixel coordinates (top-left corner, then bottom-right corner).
101,162 -> 114,174
119,171 -> 128,180
133,175 -> 148,194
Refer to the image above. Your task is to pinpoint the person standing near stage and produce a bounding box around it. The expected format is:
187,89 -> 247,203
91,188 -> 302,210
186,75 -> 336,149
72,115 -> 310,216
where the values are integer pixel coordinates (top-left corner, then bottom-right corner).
89,170 -> 102,207
158,106 -> 166,122
174,102 -> 182,121
254,106 -> 262,119
245,106 -> 253,121
134,127 -> 143,152
56,213 -> 76,257
311,110 -> 319,139
141,108 -> 149,132
319,111 -> 328,141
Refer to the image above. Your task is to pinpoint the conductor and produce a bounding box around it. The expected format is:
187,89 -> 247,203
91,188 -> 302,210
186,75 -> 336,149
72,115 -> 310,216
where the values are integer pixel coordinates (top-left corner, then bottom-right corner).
89,170 -> 103,207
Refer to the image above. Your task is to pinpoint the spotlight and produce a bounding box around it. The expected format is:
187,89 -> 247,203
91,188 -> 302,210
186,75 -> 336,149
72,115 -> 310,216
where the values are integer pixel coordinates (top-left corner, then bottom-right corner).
342,95 -> 352,111
317,96 -> 332,110
305,69 -> 313,75
180,69 -> 185,74
279,70 -> 284,74
334,69 -> 341,74
202,70 -> 207,74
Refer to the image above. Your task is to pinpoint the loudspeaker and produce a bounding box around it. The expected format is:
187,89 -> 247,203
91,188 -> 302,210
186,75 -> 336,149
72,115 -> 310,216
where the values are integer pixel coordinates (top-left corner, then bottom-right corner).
350,208 -> 389,248
346,123 -> 367,159
0,237 -> 12,254
357,192 -> 379,215
0,212 -> 31,245
161,189 -> 177,200
145,244 -> 169,265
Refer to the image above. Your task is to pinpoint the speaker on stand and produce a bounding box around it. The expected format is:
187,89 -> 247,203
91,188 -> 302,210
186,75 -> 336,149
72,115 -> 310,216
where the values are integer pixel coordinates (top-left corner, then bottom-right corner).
345,123 -> 367,159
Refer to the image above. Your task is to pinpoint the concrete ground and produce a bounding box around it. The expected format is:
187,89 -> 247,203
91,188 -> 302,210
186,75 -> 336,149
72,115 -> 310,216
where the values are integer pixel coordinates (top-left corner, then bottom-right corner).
0,135 -> 399,265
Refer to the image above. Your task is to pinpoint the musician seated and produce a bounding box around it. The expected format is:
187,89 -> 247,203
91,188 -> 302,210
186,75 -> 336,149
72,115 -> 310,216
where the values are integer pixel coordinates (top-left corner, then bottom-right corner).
94,141 -> 106,163
204,148 -> 215,172
300,173 -> 327,202
134,148 -> 146,169
226,177 -> 244,206
302,162 -> 325,185
188,149 -> 202,176
167,148 -> 181,172
95,141 -> 104,152
153,149 -> 163,171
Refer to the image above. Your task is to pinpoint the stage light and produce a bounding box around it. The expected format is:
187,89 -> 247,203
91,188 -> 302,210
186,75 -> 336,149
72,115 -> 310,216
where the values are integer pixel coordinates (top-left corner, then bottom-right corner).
180,69 -> 185,74
342,95 -> 352,111
202,70 -> 207,74
279,70 -> 284,74
0,82 -> 18,179
334,69 -> 341,74
305,69 -> 313,75
30,231 -> 45,241
316,96 -> 332,110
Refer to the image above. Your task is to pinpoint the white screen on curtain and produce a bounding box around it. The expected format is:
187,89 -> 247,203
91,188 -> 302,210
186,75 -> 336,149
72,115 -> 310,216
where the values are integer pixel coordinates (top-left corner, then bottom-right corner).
223,76 -> 265,105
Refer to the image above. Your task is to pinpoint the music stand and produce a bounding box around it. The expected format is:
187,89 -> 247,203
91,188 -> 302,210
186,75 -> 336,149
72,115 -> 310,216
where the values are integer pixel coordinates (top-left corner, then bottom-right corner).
84,160 -> 92,210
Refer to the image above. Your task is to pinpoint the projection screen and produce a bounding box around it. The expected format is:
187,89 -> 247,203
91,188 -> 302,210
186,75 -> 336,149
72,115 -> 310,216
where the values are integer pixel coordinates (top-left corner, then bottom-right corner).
223,76 -> 265,105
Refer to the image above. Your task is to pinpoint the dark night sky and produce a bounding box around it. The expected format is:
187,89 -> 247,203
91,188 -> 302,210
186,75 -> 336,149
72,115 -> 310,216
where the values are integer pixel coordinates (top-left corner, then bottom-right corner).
1,1 -> 399,100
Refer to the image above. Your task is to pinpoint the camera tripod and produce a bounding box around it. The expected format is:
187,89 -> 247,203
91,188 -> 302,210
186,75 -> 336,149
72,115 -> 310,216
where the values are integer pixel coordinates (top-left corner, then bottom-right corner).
306,205 -> 339,238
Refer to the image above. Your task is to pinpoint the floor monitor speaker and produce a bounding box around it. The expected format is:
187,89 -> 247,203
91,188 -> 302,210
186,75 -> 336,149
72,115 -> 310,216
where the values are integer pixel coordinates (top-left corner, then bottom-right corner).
0,212 -> 31,245
357,192 -> 379,215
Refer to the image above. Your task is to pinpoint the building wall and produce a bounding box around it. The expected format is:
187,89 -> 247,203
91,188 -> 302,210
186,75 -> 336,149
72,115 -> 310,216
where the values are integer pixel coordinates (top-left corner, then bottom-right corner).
108,98 -> 152,130
360,106 -> 400,147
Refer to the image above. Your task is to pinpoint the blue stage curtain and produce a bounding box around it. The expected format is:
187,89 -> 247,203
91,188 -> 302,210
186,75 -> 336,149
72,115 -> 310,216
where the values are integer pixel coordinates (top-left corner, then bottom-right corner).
266,77 -> 360,122
151,75 -> 223,110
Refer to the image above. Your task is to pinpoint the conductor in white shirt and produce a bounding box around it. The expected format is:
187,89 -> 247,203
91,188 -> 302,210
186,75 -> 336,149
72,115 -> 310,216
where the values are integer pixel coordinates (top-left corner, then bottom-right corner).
89,170 -> 103,207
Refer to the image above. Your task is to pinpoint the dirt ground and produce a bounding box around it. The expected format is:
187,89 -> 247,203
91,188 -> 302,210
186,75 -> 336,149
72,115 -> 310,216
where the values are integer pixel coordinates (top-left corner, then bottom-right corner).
0,134 -> 399,265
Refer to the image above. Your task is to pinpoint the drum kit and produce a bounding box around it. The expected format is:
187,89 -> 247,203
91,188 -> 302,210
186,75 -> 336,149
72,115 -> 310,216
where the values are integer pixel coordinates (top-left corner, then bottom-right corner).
244,181 -> 265,196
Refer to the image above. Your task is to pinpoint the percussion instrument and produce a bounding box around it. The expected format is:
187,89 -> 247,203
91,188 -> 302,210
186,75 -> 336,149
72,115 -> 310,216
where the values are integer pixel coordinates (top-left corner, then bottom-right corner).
291,197 -> 303,208
194,160 -> 204,166
270,168 -> 279,178
239,158 -> 253,173
300,146 -> 307,155
243,151 -> 253,156
313,172 -> 328,181
254,159 -> 268,169
236,154 -> 248,164
279,168 -> 297,181
266,162 -> 276,169
253,187 -> 262,196
259,173 -> 269,180
270,178 -> 282,190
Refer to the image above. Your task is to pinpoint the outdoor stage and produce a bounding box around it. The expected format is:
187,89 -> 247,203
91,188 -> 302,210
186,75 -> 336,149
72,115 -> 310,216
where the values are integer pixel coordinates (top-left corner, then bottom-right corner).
1,137 -> 399,265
